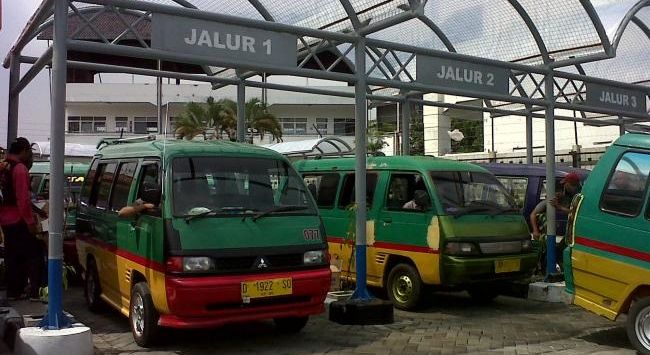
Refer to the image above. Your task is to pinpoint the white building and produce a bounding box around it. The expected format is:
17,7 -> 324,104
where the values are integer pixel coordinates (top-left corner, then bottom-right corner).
64,83 -> 357,147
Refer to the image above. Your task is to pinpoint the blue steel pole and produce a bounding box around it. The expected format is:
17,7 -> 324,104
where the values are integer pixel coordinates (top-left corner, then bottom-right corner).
544,68 -> 557,277
352,37 -> 371,300
42,0 -> 70,329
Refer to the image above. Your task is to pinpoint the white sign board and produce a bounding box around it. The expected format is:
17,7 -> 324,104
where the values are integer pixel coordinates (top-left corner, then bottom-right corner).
585,83 -> 647,115
417,55 -> 510,95
151,13 -> 297,68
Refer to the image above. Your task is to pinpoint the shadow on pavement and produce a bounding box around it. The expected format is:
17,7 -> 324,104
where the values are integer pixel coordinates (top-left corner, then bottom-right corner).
579,326 -> 633,350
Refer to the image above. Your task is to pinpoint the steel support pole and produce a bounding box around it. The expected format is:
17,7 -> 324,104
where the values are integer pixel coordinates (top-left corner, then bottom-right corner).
352,37 -> 371,300
401,99 -> 410,156
7,54 -> 20,146
42,0 -> 71,329
544,69 -> 557,277
525,112 -> 533,164
237,81 -> 246,143
157,60 -> 163,135
619,116 -> 626,136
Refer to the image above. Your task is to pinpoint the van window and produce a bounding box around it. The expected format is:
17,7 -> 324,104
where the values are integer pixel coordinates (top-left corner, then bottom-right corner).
338,173 -> 378,209
171,157 -> 315,216
91,162 -> 117,210
137,163 -> 160,201
386,173 -> 431,211
430,171 -> 517,215
601,152 -> 650,217
80,159 -> 99,206
497,177 -> 527,209
109,161 -> 138,212
303,173 -> 340,208
30,175 -> 44,194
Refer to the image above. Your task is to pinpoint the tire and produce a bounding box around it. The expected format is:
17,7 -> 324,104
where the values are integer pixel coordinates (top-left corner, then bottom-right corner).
386,263 -> 423,311
84,258 -> 103,312
130,282 -> 161,347
274,316 -> 309,334
467,286 -> 500,304
626,297 -> 650,355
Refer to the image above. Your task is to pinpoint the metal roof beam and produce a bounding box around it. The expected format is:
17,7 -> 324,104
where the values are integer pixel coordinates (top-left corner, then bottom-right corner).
3,0 -> 53,68
248,0 -> 275,21
415,15 -> 456,52
506,0 -> 550,64
612,0 -> 650,51
580,0 -> 614,56
357,1 -> 422,36
632,16 -> 650,42
338,0 -> 362,29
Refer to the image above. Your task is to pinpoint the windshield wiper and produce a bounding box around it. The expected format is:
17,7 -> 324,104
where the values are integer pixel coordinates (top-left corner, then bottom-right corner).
185,209 -> 217,223
252,205 -> 308,222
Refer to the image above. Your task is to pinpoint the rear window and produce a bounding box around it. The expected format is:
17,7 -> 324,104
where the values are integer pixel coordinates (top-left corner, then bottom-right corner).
600,152 -> 650,217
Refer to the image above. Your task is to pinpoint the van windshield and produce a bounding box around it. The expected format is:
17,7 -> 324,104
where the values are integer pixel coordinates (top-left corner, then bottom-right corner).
171,156 -> 317,217
430,171 -> 518,216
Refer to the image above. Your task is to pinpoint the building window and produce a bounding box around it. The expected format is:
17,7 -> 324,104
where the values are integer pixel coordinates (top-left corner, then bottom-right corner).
281,118 -> 307,135
334,118 -> 355,136
134,117 -> 158,134
315,118 -> 328,133
115,117 -> 129,133
67,116 -> 106,133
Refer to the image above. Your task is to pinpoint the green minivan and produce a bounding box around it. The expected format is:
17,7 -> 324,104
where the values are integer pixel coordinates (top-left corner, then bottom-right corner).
295,156 -> 537,310
565,133 -> 650,354
76,139 -> 330,346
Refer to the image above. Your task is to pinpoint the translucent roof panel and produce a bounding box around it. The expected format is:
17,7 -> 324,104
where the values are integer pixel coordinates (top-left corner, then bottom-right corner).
369,18 -> 448,51
592,0 -> 640,39
518,0 -> 602,60
423,0 -> 541,62
256,0 -> 352,31
350,0 -> 410,26
185,0 -> 265,20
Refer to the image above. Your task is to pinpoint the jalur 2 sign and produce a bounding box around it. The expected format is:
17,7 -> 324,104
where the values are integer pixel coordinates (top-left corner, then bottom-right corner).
151,13 -> 297,69
416,56 -> 510,96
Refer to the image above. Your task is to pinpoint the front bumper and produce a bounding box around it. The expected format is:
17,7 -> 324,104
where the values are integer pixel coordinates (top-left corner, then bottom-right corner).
161,267 -> 331,329
442,253 -> 537,286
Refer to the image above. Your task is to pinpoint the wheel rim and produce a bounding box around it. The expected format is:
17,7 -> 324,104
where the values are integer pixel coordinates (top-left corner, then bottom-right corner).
131,293 -> 145,337
392,274 -> 413,304
636,305 -> 650,350
86,272 -> 95,304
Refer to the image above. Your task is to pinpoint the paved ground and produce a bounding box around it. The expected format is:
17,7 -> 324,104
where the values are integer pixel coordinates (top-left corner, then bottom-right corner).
6,286 -> 635,355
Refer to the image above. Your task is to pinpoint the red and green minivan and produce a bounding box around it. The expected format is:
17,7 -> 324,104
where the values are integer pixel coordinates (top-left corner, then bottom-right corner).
76,139 -> 330,346
295,156 -> 537,310
565,133 -> 650,354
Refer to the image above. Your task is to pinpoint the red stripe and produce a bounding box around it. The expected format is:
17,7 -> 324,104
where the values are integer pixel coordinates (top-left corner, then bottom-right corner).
77,235 -> 166,272
327,236 -> 439,254
575,236 -> 650,263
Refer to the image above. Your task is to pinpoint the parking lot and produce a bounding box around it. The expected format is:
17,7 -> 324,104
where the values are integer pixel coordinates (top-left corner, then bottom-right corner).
39,287 -> 629,355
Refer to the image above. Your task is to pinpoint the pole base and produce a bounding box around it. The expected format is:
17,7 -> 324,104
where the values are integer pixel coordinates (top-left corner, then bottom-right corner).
14,325 -> 93,355
329,298 -> 394,325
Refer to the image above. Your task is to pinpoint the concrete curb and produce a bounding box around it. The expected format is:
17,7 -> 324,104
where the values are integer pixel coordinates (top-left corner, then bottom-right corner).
527,281 -> 571,303
14,324 -> 93,355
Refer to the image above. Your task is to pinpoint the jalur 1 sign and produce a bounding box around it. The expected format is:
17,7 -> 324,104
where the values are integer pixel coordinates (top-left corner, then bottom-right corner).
151,13 -> 297,68
586,83 -> 647,115
416,56 -> 510,95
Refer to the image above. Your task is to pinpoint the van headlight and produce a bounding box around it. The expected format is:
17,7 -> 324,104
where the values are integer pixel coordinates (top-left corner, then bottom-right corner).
304,250 -> 326,265
444,242 -> 480,256
521,239 -> 533,252
183,257 -> 214,272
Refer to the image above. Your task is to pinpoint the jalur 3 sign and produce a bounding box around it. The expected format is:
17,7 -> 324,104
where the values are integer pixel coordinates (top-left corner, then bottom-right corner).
151,13 -> 297,69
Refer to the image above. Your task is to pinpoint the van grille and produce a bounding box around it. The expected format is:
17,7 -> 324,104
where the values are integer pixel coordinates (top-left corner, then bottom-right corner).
479,241 -> 522,255
214,254 -> 304,272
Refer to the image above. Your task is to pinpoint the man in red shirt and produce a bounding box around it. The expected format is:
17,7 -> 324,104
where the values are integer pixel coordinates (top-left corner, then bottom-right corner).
0,137 -> 42,301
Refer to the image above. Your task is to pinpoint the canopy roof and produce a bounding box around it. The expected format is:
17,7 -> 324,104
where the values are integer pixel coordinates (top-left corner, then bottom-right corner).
263,137 -> 354,157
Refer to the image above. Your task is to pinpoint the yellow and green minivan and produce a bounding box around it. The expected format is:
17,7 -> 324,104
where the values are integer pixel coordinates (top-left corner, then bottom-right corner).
565,133 -> 650,354
76,139 -> 330,346
295,156 -> 537,310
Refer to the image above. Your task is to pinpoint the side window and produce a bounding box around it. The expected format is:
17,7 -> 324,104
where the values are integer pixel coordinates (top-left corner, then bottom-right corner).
30,175 -> 43,195
109,161 -> 139,212
80,159 -> 99,206
92,162 -> 117,210
386,173 -> 431,211
338,173 -> 378,208
497,177 -> 528,209
601,152 -> 650,217
303,173 -> 340,208
137,162 -> 160,203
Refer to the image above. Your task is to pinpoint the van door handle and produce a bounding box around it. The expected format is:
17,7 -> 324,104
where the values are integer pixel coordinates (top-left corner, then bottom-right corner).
382,217 -> 392,224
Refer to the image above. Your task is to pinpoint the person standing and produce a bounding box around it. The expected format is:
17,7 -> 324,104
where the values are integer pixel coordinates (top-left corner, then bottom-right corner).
0,138 -> 42,301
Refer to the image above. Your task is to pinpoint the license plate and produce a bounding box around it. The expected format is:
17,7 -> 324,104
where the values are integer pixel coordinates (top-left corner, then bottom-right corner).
241,278 -> 292,300
495,259 -> 520,273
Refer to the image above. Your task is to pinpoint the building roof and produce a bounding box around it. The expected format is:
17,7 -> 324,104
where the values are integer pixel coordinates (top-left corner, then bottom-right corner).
614,132 -> 650,150
96,139 -> 285,160
293,155 -> 487,173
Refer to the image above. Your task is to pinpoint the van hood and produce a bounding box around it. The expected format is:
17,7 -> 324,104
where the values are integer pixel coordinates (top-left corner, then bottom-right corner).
169,215 -> 325,252
439,214 -> 529,240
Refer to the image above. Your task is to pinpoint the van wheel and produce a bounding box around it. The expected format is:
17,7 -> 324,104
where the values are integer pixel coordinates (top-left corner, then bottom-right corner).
467,286 -> 500,304
626,297 -> 650,355
274,316 -> 309,333
84,259 -> 103,312
387,263 -> 422,311
130,282 -> 160,347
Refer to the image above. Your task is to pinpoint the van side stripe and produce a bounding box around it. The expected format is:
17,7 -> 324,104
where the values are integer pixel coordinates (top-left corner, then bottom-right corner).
327,237 -> 439,254
78,235 -> 166,272
575,236 -> 650,263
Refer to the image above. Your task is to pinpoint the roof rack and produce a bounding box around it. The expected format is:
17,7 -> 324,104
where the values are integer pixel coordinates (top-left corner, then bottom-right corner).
290,151 -> 385,161
96,135 -> 157,149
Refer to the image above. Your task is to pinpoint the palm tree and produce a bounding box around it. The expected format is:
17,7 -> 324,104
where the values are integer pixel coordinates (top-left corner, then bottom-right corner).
175,101 -> 209,140
175,97 -> 237,140
246,98 -> 282,143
